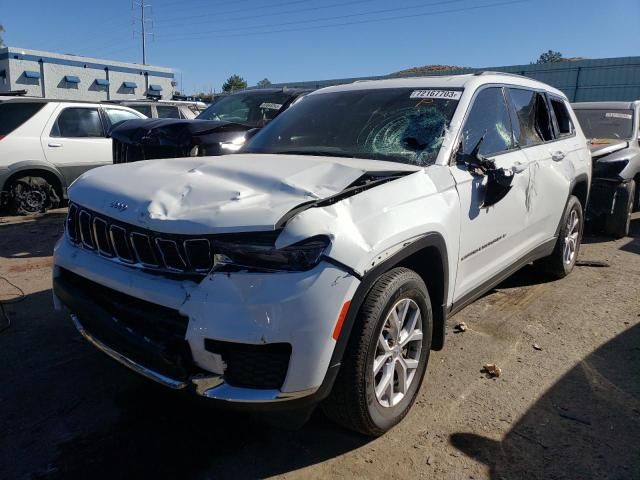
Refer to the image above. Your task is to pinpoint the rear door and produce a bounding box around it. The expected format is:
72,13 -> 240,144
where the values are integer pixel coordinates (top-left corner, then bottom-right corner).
506,88 -> 573,244
449,86 -> 533,300
40,104 -> 112,186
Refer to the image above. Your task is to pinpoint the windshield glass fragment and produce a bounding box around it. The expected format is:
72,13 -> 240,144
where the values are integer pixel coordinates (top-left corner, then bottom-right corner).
244,88 -> 460,166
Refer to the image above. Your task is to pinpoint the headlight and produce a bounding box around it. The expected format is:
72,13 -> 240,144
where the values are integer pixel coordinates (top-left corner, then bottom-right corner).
213,235 -> 330,272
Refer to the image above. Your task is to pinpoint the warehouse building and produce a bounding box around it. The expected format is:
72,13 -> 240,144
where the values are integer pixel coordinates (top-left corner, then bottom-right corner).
0,46 -> 175,101
261,56 -> 640,102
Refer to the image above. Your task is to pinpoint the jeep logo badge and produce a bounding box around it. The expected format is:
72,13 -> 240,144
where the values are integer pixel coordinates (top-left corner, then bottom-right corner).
109,201 -> 128,212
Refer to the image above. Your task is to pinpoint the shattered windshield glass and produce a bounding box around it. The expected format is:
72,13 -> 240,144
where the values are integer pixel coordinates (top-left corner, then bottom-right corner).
574,109 -> 635,140
197,91 -> 293,127
244,88 -> 460,166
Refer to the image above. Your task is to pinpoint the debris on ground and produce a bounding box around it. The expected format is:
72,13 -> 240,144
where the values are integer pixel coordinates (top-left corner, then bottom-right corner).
576,260 -> 610,268
532,343 -> 543,351
454,322 -> 467,333
481,364 -> 502,378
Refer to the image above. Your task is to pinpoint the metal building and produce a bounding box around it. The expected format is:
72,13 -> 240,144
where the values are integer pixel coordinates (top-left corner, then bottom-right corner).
0,46 -> 176,101
262,56 -> 640,102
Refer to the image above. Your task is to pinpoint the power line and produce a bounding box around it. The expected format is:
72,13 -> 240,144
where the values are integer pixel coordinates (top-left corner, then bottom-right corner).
155,0 -> 528,42
157,0 -> 470,38
154,0 -> 373,30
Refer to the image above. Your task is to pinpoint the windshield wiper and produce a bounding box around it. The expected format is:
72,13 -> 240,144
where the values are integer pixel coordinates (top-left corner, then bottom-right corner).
272,148 -> 355,158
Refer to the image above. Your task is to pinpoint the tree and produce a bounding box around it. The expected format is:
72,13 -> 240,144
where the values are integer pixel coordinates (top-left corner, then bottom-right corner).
256,78 -> 272,88
535,50 -> 564,64
0,25 -> 5,48
222,74 -> 247,92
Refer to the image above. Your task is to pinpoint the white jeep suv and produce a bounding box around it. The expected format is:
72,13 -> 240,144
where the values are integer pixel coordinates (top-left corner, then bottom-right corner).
0,98 -> 145,214
52,73 -> 591,435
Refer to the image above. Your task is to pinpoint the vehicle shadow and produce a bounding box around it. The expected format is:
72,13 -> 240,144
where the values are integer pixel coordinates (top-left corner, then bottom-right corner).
0,210 -> 67,259
0,288 -> 370,480
450,323 -> 640,480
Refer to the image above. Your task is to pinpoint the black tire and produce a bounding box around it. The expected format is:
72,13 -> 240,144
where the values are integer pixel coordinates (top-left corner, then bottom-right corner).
632,179 -> 639,213
7,175 -> 60,216
322,267 -> 433,436
604,181 -> 635,238
537,195 -> 583,279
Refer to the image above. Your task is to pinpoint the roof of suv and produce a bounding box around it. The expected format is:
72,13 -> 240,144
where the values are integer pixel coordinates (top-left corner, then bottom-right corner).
310,72 -> 567,99
0,97 -> 141,106
572,101 -> 640,110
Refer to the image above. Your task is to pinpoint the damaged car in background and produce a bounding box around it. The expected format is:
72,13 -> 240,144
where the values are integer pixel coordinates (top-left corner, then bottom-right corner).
110,88 -> 311,163
572,101 -> 640,237
53,73 -> 591,436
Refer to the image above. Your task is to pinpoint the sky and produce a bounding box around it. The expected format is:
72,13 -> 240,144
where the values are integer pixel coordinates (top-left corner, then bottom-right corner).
1,0 -> 638,94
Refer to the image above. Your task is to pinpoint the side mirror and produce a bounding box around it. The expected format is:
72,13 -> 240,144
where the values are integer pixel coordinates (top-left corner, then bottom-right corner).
483,168 -> 514,207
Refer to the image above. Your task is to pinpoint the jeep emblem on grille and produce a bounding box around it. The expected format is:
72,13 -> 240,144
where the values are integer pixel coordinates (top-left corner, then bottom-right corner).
109,201 -> 128,212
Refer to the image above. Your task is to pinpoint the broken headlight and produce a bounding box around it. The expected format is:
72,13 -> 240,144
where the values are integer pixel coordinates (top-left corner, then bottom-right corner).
213,235 -> 330,272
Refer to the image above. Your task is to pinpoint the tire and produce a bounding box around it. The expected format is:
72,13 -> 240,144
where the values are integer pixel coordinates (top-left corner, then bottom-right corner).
604,181 -> 635,238
537,195 -> 584,279
322,267 -> 433,436
7,175 -> 60,216
633,179 -> 639,213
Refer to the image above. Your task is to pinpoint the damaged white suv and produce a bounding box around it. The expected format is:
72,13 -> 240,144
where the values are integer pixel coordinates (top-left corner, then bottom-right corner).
53,73 -> 591,436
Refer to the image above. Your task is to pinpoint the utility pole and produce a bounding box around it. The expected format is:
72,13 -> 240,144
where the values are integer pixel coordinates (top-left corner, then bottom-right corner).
133,1 -> 153,65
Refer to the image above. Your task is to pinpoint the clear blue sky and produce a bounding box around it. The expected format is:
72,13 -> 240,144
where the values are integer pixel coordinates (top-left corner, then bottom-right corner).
2,0 -> 638,94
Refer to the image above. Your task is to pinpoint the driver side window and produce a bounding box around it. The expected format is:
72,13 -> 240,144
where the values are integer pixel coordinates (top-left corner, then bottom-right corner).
462,87 -> 515,157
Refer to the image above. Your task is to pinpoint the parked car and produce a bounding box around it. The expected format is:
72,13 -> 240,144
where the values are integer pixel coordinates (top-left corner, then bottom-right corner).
0,98 -> 145,214
572,101 -> 640,237
112,99 -> 207,119
109,88 -> 311,163
53,73 -> 591,435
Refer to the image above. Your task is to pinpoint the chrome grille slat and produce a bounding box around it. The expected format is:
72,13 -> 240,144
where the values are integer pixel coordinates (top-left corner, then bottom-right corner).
66,203 -> 216,277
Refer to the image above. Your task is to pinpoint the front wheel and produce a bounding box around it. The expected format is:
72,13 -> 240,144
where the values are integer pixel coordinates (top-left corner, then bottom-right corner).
536,195 -> 583,279
322,267 -> 432,436
7,175 -> 60,215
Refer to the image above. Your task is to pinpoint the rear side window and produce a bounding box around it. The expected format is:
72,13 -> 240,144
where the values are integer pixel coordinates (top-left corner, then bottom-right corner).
462,87 -> 515,156
51,108 -> 105,138
508,88 -> 554,146
130,105 -> 153,117
156,105 -> 181,118
0,102 -> 45,137
104,108 -> 142,126
550,98 -> 574,136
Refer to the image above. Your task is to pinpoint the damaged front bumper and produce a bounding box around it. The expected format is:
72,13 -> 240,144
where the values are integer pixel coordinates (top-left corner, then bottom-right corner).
586,177 -> 631,224
53,236 -> 360,408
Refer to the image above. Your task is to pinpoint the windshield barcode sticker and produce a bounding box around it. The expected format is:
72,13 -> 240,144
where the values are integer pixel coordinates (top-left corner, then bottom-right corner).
260,102 -> 283,110
605,112 -> 632,119
410,90 -> 462,100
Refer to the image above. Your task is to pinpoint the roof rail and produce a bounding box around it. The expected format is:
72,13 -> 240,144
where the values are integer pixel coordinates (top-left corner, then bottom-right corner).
0,89 -> 28,97
474,71 -> 528,79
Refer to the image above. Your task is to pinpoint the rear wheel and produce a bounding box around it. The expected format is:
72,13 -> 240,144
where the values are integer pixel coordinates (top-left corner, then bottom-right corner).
605,181 -> 635,238
7,175 -> 61,215
322,267 -> 432,436
537,195 -> 583,279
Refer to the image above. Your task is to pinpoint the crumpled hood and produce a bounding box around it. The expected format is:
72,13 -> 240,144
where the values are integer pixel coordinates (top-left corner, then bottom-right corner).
69,154 -> 416,234
589,139 -> 629,159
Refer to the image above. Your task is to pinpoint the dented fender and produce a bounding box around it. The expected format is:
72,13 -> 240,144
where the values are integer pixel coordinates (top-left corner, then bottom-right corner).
276,165 -> 461,305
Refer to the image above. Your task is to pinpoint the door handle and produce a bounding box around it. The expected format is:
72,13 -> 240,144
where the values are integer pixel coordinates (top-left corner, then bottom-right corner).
551,151 -> 565,161
48,142 -> 63,148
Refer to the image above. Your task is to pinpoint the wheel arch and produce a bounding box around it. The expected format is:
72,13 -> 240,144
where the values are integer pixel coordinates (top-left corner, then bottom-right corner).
332,232 -> 449,375
571,173 -> 590,211
1,162 -> 67,199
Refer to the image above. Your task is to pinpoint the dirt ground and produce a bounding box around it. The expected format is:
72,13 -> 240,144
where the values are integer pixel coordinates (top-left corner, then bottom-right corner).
0,209 -> 638,480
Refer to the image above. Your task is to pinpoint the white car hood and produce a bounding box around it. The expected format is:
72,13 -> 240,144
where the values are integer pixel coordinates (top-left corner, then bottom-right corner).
69,154 -> 419,234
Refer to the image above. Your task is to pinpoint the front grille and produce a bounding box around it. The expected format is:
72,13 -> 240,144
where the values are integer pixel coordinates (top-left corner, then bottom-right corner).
60,268 -> 195,380
113,137 -> 185,164
66,203 -> 219,277
204,339 -> 291,389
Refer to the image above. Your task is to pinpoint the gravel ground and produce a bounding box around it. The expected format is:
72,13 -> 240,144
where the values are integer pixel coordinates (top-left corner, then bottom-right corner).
0,209 -> 638,480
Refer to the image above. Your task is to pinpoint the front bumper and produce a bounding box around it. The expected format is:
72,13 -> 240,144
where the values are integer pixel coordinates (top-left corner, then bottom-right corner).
53,236 -> 359,405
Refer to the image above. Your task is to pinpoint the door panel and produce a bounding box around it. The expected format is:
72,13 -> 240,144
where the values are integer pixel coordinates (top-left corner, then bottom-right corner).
450,86 -> 534,301
40,106 -> 112,185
